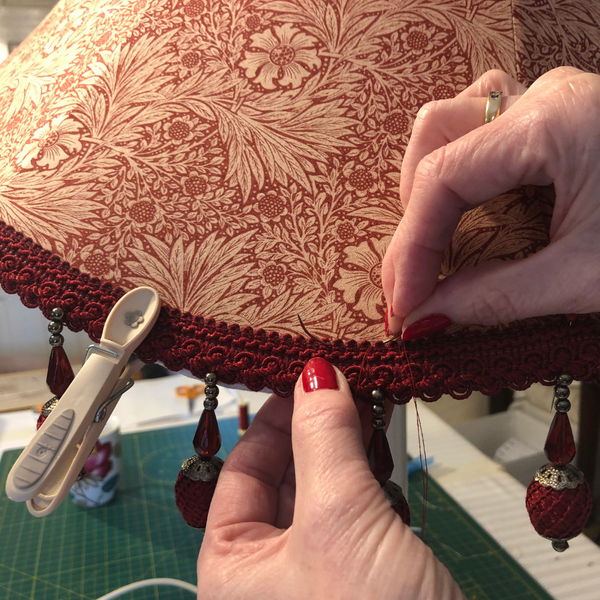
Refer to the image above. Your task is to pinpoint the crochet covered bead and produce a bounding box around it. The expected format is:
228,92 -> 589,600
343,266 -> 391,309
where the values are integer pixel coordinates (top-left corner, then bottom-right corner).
526,478 -> 592,541
174,455 -> 223,529
174,473 -> 218,530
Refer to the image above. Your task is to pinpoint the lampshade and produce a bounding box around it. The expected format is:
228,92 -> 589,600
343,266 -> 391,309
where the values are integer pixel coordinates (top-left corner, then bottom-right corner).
1,0 -> 599,402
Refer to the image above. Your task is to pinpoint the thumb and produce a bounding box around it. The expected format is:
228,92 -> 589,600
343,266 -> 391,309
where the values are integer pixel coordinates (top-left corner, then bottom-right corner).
402,242 -> 593,335
291,358 -> 386,525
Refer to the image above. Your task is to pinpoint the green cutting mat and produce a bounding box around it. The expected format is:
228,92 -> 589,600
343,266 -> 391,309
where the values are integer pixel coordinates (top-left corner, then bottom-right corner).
0,418 -> 553,600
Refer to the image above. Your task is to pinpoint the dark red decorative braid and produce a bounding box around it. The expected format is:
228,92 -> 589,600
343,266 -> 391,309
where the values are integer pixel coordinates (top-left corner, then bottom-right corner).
526,478 -> 592,540
174,469 -> 219,530
4,220 -> 600,402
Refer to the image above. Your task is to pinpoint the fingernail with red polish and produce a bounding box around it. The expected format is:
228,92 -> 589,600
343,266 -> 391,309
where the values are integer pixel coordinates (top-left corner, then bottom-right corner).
302,357 -> 338,393
402,314 -> 452,341
385,308 -> 390,337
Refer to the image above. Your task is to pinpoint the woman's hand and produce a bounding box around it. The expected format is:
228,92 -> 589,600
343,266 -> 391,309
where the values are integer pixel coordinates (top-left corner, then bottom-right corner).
197,358 -> 464,600
383,67 -> 600,338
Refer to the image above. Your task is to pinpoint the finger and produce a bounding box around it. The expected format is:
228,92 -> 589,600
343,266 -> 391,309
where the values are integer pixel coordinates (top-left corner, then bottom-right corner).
208,393 -> 293,531
402,236 -> 600,329
291,358 -> 386,523
525,66 -> 585,95
387,102 -> 555,327
386,66 -> 592,333
400,95 -> 521,208
457,68 -> 527,98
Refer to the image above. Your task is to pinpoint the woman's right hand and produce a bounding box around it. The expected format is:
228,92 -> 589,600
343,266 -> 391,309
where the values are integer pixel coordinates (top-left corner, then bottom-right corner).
382,67 -> 600,338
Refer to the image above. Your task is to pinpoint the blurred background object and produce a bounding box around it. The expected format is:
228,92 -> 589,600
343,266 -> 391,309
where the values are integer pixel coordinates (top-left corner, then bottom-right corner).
0,0 -> 58,63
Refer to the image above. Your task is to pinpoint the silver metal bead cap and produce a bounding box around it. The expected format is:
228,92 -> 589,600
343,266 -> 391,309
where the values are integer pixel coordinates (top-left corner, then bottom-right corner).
41,397 -> 59,417
382,480 -> 406,506
534,463 -> 584,490
181,455 -> 224,482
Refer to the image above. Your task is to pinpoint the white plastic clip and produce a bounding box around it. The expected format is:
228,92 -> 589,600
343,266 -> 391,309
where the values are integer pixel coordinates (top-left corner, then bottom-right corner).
5,287 -> 161,516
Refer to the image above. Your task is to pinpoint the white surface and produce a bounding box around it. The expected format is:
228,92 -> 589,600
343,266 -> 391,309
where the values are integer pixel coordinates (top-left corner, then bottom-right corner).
387,403 -> 408,493
407,401 -> 600,600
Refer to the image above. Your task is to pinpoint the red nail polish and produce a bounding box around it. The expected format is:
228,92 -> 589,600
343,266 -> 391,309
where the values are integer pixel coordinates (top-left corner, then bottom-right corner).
402,314 -> 452,341
390,306 -> 394,318
385,309 -> 390,337
302,357 -> 338,392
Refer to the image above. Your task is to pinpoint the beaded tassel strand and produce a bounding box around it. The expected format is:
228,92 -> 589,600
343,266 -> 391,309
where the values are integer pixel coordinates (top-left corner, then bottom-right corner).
368,389 -> 411,526
175,372 -> 224,529
37,307 -> 75,430
526,373 -> 593,551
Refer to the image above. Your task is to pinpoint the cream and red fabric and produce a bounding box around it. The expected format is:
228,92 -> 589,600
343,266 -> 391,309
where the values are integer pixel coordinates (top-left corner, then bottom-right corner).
1,0 -> 600,401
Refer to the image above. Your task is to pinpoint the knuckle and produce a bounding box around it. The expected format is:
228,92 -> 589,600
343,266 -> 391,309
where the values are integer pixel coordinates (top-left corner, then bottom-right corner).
479,68 -> 513,89
414,100 -> 440,130
293,399 -> 350,442
546,66 -> 585,80
414,145 -> 448,183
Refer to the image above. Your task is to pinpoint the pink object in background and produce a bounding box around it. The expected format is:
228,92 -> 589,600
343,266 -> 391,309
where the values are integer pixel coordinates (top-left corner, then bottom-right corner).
70,416 -> 121,508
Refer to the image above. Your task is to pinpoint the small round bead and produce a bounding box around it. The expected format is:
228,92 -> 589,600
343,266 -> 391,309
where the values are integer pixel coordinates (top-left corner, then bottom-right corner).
205,373 -> 217,385
555,398 -> 571,413
48,321 -> 63,334
49,334 -> 64,347
203,398 -> 218,410
554,385 -> 570,399
51,307 -> 64,321
205,387 -> 219,399
371,389 -> 385,403
552,540 -> 569,553
371,404 -> 385,417
558,373 -> 573,386
371,417 -> 385,429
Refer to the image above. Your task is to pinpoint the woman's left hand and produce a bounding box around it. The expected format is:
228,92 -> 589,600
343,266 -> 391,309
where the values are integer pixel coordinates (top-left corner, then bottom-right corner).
197,358 -> 464,600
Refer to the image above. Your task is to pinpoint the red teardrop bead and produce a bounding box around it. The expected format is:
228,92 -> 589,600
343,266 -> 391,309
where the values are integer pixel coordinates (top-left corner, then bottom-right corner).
544,412 -> 576,465
193,410 -> 221,457
367,429 -> 395,483
46,346 -> 75,397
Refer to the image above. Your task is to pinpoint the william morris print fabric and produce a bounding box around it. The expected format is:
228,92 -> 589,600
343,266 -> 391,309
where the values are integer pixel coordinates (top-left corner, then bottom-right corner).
1,0 -> 600,398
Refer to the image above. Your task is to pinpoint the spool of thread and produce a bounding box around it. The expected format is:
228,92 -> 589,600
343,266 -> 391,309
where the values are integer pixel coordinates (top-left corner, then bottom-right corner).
238,400 -> 249,435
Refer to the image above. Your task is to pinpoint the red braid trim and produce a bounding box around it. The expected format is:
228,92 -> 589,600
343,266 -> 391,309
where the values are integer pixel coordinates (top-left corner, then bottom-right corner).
3,220 -> 600,402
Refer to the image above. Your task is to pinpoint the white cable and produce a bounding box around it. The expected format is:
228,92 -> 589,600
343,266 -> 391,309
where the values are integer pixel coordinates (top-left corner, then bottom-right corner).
95,578 -> 197,599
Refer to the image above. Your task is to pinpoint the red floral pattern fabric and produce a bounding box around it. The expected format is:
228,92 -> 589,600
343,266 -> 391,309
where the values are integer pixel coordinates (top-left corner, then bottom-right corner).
1,0 -> 600,399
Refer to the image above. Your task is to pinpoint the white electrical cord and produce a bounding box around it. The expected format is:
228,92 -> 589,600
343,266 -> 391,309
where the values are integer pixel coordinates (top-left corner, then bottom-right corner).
95,578 -> 197,599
